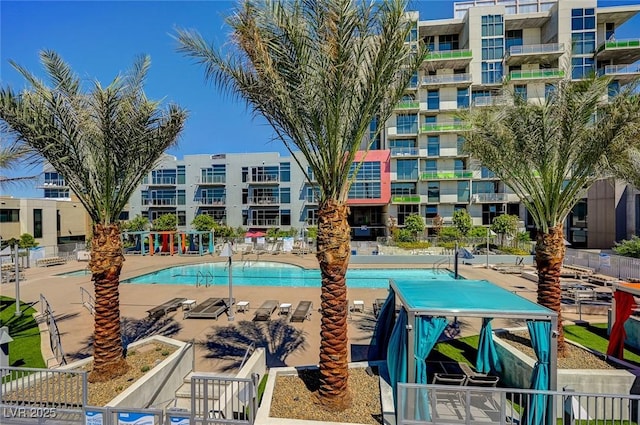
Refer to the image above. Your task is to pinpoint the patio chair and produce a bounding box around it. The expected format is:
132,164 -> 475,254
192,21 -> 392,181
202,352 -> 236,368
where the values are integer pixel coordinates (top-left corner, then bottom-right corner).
146,297 -> 187,319
253,300 -> 279,321
290,301 -> 313,322
184,298 -> 231,320
431,373 -> 467,414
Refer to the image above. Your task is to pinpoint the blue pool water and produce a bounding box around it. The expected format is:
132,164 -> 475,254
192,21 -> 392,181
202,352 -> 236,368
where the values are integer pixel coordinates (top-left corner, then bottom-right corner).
56,269 -> 91,277
122,261 -> 455,288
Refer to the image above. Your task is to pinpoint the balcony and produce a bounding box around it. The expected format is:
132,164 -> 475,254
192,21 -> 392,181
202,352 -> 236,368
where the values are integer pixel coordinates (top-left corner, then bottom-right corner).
198,175 -> 226,185
38,179 -> 67,188
149,177 -> 177,186
420,170 -> 473,180
391,147 -> 420,157
472,193 -> 515,203
422,49 -> 472,70
247,174 -> 280,184
596,39 -> 640,64
387,125 -> 419,138
420,121 -> 470,134
505,68 -> 564,82
391,195 -> 421,204
305,194 -> 320,204
395,101 -> 420,111
247,196 -> 280,205
420,73 -> 472,88
471,95 -> 510,108
246,219 -> 280,227
598,64 -> 640,84
195,197 -> 226,206
142,198 -> 177,207
504,43 -> 564,66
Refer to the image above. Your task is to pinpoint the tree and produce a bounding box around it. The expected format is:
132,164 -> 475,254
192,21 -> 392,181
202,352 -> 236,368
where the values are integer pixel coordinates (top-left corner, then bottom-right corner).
0,51 -> 187,381
490,214 -> 519,246
19,233 -> 38,248
404,213 -> 425,241
0,141 -> 36,186
462,76 -> 640,355
152,213 -> 177,231
613,236 -> 640,258
452,209 -> 472,236
176,0 -> 422,409
191,214 -> 216,232
122,215 -> 149,232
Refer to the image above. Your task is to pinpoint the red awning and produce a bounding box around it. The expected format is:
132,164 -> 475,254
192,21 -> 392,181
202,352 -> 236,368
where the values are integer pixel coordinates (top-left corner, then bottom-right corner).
245,230 -> 266,238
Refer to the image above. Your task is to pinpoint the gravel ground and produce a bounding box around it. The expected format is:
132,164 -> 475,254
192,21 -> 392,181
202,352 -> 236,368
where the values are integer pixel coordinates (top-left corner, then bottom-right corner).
499,331 -> 614,370
269,367 -> 382,424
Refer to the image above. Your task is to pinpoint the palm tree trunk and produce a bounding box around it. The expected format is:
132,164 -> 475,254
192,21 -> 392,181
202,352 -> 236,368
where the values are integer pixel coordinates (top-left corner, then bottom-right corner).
87,223 -> 129,382
535,224 -> 566,356
315,199 -> 352,410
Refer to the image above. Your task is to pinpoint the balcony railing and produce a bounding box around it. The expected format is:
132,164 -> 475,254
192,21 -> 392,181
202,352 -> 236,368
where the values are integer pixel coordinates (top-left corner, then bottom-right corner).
599,64 -> 640,77
246,219 -> 279,227
471,95 -> 510,107
391,147 -> 419,157
195,197 -> 226,205
420,73 -> 472,86
395,101 -> 420,109
599,38 -> 640,51
508,43 -> 564,56
391,195 -> 420,203
472,193 -> 510,202
247,196 -> 280,205
42,179 -> 67,187
421,121 -> 470,133
142,198 -> 177,206
506,68 -> 564,81
420,170 -> 473,180
198,175 -> 226,184
424,49 -> 472,61
248,174 -> 280,183
150,177 -> 177,185
305,194 -> 320,203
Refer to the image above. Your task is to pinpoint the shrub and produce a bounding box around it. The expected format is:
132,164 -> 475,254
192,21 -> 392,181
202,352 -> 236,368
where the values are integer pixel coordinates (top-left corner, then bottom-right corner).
452,209 -> 472,236
438,226 -> 460,242
613,236 -> 640,258
141,365 -> 151,372
497,246 -> 530,255
396,241 -> 431,250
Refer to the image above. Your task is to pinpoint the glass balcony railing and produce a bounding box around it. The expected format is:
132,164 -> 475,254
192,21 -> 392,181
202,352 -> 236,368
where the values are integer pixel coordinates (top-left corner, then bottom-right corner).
506,68 -> 564,81
247,219 -> 280,227
142,198 -> 177,206
599,64 -> 640,77
421,121 -> 470,133
395,101 -> 420,109
508,43 -> 564,56
199,175 -> 226,184
472,193 -> 509,202
150,177 -> 177,185
391,195 -> 421,203
421,73 -> 472,85
471,95 -> 510,107
391,147 -> 419,156
420,170 -> 473,180
599,38 -> 640,51
248,174 -> 279,183
424,49 -> 472,61
247,196 -> 280,205
195,197 -> 226,205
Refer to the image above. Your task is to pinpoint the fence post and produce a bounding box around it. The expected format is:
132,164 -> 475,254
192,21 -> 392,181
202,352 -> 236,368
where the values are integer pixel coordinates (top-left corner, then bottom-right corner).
563,387 -> 576,425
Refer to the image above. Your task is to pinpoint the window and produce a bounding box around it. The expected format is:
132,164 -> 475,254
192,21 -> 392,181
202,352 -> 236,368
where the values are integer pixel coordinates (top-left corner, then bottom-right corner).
306,208 -> 318,225
424,36 -> 435,51
348,182 -> 381,199
427,182 -> 440,203
177,211 -> 186,226
242,167 -> 248,183
454,159 -> 465,172
397,114 -> 418,134
481,14 -> 504,37
572,57 -> 595,80
396,159 -> 418,180
33,209 -> 42,238
280,187 -> 291,203
201,165 -> 226,183
119,211 -> 130,221
457,181 -> 470,202
397,204 -> 419,225
439,34 -> 459,51
177,165 -> 185,184
606,23 -> 615,41
425,205 -> 438,218
0,209 -> 19,222
151,169 -> 176,185
280,162 -> 291,182
391,182 -> 417,195
457,88 -> 469,108
481,167 -> 496,179
482,38 -> 504,60
545,83 -> 556,101
280,210 -> 291,226
177,190 -> 186,205
57,210 -> 60,232
409,73 -> 418,89
406,22 -> 418,42
424,159 -> 437,172
427,136 -> 440,156
44,189 -> 70,198
482,62 -> 503,84
609,82 -> 620,98
571,8 -> 595,31
427,90 -> 439,110
505,29 -> 523,51
514,84 -> 527,100
457,136 -> 465,154
571,32 -> 596,55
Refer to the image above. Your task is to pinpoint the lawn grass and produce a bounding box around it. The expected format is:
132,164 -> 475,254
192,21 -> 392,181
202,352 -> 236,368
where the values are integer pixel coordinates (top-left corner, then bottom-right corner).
0,296 -> 46,368
431,335 -> 479,366
563,322 -> 640,366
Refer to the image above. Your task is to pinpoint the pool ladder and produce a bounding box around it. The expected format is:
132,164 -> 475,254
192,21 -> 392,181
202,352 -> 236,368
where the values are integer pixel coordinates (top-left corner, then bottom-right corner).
196,271 -> 213,287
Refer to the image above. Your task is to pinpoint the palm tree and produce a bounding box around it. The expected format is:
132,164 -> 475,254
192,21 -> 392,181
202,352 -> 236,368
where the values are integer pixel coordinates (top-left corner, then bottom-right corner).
176,0 -> 422,409
0,51 -> 187,381
0,141 -> 36,186
462,76 -> 640,355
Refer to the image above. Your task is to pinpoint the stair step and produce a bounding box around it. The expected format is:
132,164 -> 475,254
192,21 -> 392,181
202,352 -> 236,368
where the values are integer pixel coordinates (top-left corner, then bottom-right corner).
176,382 -> 225,399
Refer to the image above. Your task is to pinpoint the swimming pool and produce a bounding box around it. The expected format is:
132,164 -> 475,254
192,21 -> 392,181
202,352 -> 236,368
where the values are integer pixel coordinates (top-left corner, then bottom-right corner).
56,269 -> 92,277
122,261 -> 455,288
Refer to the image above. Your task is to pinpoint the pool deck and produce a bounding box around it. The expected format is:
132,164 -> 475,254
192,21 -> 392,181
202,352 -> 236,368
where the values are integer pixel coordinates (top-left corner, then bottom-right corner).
1,252 -> 606,373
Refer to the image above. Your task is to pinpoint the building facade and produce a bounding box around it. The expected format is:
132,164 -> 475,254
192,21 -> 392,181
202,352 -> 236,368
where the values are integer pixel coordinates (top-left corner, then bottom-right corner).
36,0 -> 640,247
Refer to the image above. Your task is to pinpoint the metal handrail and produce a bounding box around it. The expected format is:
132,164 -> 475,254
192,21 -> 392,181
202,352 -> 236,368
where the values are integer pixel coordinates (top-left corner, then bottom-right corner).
80,287 -> 95,315
239,342 -> 256,372
145,341 -> 194,408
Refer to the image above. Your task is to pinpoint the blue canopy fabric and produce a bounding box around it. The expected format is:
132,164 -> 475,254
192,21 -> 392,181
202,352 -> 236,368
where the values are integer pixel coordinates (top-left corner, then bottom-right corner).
369,292 -> 396,361
475,318 -> 502,374
414,316 -> 448,420
387,308 -> 408,404
525,320 -> 551,425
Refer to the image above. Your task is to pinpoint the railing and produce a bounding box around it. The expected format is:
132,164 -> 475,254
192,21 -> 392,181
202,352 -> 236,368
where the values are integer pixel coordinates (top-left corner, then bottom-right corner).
0,366 -> 87,422
239,343 -> 256,372
420,170 -> 473,179
246,196 -> 279,205
79,287 -> 95,315
472,95 -> 510,107
305,194 -> 320,203
150,177 -> 176,185
507,68 -> 564,81
421,73 -> 472,85
391,147 -> 419,156
246,219 -> 280,227
391,195 -> 421,203
424,49 -> 472,61
199,175 -> 226,184
599,38 -> 640,51
142,198 -> 177,206
42,179 -> 67,186
39,294 -> 67,366
397,383 -> 640,425
395,101 -> 420,109
599,64 -> 640,77
247,174 -> 279,183
508,43 -> 564,56
195,197 -> 226,205
421,121 -> 470,133
190,374 -> 259,424
196,271 -> 214,287
472,193 -> 511,202
564,248 -> 640,281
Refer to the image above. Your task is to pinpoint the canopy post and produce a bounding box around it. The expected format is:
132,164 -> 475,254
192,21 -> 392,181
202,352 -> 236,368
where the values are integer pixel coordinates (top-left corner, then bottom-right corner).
407,309 -> 416,383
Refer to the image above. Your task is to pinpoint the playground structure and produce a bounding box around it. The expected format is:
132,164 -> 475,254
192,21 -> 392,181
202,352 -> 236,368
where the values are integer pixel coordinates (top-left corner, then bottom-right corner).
122,230 -> 214,256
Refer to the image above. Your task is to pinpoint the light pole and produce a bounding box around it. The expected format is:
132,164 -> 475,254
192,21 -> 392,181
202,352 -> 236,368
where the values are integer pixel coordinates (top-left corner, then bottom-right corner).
486,229 -> 496,269
14,244 -> 21,317
220,242 -> 235,321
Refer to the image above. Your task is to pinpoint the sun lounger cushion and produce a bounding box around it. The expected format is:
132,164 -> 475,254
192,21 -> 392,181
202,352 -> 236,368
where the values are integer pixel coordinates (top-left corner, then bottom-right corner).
254,300 -> 279,321
146,297 -> 187,319
290,301 -> 313,322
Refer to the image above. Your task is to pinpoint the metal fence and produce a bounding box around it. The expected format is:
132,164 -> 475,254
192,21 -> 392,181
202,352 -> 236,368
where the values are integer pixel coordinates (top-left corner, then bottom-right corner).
190,374 -> 259,424
39,294 -> 67,367
397,383 -> 640,425
0,366 -> 87,424
564,248 -> 640,281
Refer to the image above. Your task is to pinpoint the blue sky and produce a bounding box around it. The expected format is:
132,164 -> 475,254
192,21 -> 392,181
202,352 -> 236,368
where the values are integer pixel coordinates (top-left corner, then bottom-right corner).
2,0 -> 640,197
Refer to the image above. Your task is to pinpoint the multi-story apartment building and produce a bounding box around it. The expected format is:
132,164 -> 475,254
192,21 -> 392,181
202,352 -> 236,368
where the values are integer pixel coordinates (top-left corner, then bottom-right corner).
36,0 -> 640,248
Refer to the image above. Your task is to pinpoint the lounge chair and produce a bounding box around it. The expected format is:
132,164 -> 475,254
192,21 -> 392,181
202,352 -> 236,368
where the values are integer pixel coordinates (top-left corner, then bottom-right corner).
146,297 -> 187,319
253,300 -> 279,321
465,375 -> 499,387
184,298 -> 232,320
290,301 -> 313,322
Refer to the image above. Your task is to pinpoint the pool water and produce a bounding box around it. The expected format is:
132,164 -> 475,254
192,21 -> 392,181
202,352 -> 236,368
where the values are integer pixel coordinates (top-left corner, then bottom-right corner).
56,269 -> 92,277
122,261 -> 454,288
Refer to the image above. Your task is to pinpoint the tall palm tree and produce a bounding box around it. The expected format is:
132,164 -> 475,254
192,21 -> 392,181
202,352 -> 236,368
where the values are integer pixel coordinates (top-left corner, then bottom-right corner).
462,76 -> 640,355
0,141 -> 36,186
0,51 -> 187,381
176,0 -> 422,409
